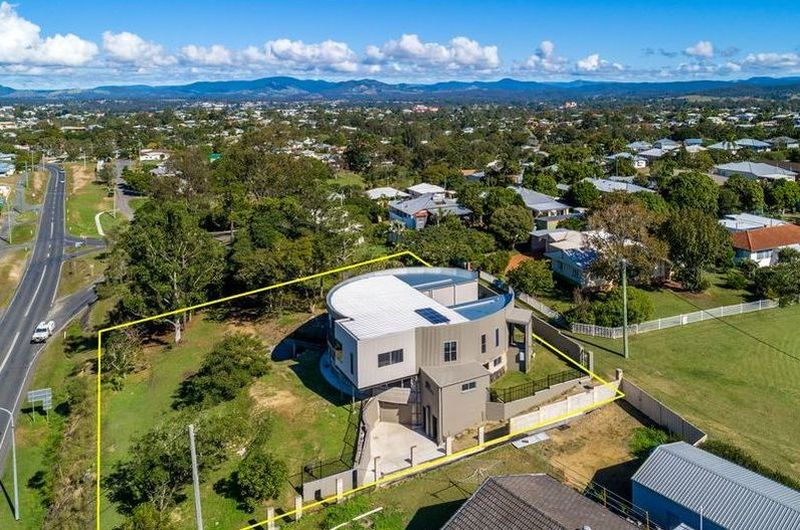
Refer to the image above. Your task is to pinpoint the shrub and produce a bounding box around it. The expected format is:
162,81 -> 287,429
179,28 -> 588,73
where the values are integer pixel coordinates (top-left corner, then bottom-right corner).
725,269 -> 749,290
322,496 -> 371,529
587,286 -> 654,327
234,448 -> 288,512
629,427 -> 677,459
701,440 -> 800,490
174,333 -> 270,408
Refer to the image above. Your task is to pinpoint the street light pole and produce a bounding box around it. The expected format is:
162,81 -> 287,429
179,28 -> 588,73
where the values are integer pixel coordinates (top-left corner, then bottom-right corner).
621,259 -> 629,359
188,424 -> 204,530
0,407 -> 19,521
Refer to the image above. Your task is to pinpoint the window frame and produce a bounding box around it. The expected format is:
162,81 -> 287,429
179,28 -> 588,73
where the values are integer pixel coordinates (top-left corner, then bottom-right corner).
443,340 -> 458,362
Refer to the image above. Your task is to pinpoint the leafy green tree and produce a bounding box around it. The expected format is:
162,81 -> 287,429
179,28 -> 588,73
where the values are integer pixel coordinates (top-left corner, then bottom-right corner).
632,191 -> 669,216
233,448 -> 288,512
107,201 -> 225,342
662,208 -> 733,291
573,286 -> 654,326
507,259 -> 554,295
102,328 -> 142,387
489,205 -> 531,249
753,248 -> 800,306
767,179 -> 800,213
483,187 -> 525,218
523,171 -> 559,196
567,180 -> 600,207
722,174 -> 765,212
662,171 -> 719,214
717,187 -> 742,216
401,217 -> 495,267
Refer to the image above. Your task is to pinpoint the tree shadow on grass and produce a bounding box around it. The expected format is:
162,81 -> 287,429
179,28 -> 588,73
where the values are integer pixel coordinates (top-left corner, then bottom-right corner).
407,499 -> 465,530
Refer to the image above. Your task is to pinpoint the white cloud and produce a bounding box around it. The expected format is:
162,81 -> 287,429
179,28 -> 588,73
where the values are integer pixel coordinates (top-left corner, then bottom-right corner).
243,39 -> 359,72
742,52 -> 800,70
574,53 -> 624,75
181,44 -> 233,66
0,2 -> 97,66
684,40 -> 714,58
365,34 -> 500,72
102,31 -> 176,67
520,40 -> 567,73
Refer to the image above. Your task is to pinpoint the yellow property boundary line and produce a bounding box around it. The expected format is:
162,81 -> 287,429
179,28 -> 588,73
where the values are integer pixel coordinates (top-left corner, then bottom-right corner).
94,250 -> 624,530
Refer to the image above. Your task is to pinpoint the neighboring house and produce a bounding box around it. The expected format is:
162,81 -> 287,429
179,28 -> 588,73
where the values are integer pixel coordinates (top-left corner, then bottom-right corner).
530,228 -> 585,254
326,267 -> 531,443
719,213 -> 787,232
407,182 -> 448,197
442,474 -> 639,530
546,247 -> 599,288
627,141 -> 652,153
583,178 -> 654,194
684,144 -> 707,154
389,193 -> 472,230
605,152 -> 647,169
683,138 -> 704,146
365,187 -> 409,201
654,138 -> 680,150
0,161 -> 13,177
0,152 -> 14,163
632,442 -> 800,530
509,186 -> 570,218
638,147 -> 667,161
731,224 -> 800,267
708,141 -> 739,153
735,138 -> 771,152
713,161 -> 797,181
139,149 -> 170,162
768,136 -> 799,150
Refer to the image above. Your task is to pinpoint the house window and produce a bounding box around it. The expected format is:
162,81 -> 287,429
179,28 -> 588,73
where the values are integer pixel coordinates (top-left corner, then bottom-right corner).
493,356 -> 503,367
461,381 -> 477,392
378,349 -> 404,368
443,341 -> 458,362
349,352 -> 354,374
495,328 -> 500,347
481,334 -> 487,354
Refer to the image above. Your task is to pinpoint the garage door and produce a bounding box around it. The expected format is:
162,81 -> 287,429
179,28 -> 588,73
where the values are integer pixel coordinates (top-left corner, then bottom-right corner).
379,403 -> 412,425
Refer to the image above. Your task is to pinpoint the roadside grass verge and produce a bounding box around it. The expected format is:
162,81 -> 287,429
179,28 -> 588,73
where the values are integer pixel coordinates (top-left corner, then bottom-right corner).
65,162 -> 113,238
574,304 -> 800,478
0,249 -> 29,309
57,250 -> 106,299
23,170 -> 48,206
9,210 -> 38,245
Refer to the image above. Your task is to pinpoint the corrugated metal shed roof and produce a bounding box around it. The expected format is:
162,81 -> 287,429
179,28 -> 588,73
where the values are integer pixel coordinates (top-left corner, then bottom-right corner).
632,442 -> 800,530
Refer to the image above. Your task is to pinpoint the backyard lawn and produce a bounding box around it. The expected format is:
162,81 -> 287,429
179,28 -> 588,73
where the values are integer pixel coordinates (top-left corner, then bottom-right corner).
99,312 -> 356,529
574,304 -> 800,479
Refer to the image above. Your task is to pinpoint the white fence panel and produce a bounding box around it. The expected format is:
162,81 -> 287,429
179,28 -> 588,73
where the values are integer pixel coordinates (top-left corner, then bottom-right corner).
570,299 -> 778,338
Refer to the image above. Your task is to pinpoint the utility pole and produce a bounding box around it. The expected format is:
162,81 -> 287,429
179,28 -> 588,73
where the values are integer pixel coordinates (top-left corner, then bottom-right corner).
188,424 -> 204,530
621,259 -> 630,359
0,407 -> 19,521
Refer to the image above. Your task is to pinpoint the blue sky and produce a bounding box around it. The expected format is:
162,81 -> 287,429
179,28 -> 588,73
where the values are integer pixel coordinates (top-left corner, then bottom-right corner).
2,0 -> 800,88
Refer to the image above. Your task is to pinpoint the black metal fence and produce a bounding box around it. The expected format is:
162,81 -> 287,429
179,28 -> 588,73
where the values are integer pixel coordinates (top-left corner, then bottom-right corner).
300,401 -> 362,484
489,367 -> 585,403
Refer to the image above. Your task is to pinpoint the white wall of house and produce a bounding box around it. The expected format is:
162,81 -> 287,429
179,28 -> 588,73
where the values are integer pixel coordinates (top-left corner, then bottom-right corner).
335,328 -> 418,390
735,244 -> 800,267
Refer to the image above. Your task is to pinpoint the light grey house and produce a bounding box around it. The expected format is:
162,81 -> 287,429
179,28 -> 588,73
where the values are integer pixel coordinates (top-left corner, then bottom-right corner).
713,161 -> 797,181
326,267 -> 532,443
388,193 -> 472,230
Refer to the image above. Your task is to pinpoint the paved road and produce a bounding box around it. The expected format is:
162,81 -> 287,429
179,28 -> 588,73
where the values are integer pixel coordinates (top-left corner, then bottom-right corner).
0,164 -> 73,474
113,159 -> 135,221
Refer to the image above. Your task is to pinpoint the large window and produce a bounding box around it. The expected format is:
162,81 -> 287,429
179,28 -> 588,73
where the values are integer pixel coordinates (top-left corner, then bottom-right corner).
378,349 -> 404,368
461,381 -> 477,392
444,341 -> 458,362
481,334 -> 487,354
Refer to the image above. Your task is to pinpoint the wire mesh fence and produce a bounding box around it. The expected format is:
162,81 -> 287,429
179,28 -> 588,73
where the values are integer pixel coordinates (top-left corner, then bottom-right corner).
489,367 -> 585,403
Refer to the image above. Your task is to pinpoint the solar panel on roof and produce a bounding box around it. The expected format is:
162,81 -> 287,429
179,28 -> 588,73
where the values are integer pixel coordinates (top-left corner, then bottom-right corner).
415,307 -> 450,324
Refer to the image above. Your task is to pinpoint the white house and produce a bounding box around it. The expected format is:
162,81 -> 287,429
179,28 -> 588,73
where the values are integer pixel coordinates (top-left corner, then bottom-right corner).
731,224 -> 800,267
719,213 -> 787,232
713,161 -> 797,182
139,149 -> 170,162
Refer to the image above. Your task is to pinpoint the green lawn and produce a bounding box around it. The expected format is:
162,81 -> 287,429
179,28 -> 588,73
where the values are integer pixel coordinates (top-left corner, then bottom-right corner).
0,249 -> 28,309
57,250 -> 106,299
100,313 -> 356,529
328,170 -> 365,188
491,346 -> 575,391
574,304 -> 800,478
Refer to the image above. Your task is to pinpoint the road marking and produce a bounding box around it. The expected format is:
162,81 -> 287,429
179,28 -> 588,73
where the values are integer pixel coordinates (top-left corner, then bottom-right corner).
0,331 -> 21,377
50,220 -> 54,237
24,265 -> 48,317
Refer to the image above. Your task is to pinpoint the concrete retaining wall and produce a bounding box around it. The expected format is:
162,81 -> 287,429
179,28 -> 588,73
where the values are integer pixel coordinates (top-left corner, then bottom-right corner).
485,376 -> 591,421
301,468 -> 358,503
621,378 -> 707,445
531,314 -> 593,371
509,379 -> 620,434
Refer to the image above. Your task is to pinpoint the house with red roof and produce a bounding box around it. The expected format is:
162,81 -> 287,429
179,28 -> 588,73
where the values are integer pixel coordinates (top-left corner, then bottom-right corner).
731,223 -> 800,267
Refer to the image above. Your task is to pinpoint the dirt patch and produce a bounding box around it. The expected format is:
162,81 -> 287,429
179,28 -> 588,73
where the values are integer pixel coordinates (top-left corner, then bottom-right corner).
538,401 -> 649,492
505,253 -> 533,273
225,310 -> 323,346
70,163 -> 95,193
0,250 -> 28,307
248,380 -> 302,418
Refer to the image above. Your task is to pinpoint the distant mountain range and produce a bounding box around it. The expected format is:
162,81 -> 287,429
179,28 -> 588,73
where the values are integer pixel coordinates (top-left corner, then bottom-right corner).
2,75 -> 800,103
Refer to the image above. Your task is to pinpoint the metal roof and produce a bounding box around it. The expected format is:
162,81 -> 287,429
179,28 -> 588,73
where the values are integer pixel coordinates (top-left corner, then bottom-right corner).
714,161 -> 797,178
389,193 -> 472,217
584,178 -> 654,194
509,186 -> 569,213
329,273 -> 469,340
632,442 -> 800,530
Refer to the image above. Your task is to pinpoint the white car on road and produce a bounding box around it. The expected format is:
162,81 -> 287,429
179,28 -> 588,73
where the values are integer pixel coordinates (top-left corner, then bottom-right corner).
31,320 -> 55,343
